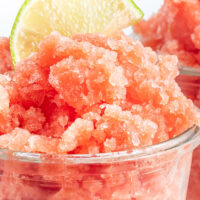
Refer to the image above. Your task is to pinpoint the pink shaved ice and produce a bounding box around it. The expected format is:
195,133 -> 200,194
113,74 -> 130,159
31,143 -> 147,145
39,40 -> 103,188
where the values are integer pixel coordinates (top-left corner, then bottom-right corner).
0,32 -> 198,154
0,31 -> 199,200
0,37 -> 13,74
134,0 -> 200,68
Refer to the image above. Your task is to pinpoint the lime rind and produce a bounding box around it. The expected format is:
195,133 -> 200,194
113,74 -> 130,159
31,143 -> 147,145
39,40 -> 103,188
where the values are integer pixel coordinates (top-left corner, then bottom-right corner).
125,0 -> 144,24
10,0 -> 31,66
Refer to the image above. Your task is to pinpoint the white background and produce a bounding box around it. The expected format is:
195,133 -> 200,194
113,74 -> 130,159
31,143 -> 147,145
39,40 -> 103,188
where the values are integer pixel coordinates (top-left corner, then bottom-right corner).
0,0 -> 163,37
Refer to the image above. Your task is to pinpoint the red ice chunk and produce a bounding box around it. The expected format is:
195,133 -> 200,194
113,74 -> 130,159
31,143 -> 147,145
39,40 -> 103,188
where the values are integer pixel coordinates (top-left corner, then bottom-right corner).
0,37 -> 13,74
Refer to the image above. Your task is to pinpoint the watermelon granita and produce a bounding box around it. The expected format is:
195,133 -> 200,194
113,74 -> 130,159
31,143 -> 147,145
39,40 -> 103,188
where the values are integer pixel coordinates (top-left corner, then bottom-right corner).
0,37 -> 13,74
133,0 -> 200,68
133,1 -> 200,199
0,32 -> 199,200
175,67 -> 200,200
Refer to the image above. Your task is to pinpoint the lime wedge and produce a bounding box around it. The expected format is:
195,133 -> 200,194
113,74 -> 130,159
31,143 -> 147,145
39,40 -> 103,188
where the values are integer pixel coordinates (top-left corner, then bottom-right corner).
10,0 -> 143,64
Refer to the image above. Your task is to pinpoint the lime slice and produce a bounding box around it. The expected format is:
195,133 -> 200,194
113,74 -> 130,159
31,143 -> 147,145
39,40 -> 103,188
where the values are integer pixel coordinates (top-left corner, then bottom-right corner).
10,0 -> 143,65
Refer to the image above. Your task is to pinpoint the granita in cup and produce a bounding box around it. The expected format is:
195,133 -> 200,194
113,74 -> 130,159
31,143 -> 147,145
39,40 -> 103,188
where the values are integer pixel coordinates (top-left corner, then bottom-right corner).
134,0 -> 200,68
0,0 -> 199,199
0,31 -> 199,200
176,66 -> 200,200
133,0 -> 200,199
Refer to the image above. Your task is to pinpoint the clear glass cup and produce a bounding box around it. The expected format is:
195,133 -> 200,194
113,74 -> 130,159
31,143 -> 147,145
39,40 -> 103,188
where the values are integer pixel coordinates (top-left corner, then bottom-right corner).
0,126 -> 199,200
176,66 -> 200,109
130,19 -> 200,200
176,67 -> 200,200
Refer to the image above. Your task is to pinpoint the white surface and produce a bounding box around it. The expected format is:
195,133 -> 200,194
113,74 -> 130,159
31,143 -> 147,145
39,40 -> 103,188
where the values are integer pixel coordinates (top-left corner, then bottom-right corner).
0,0 -> 163,37
134,0 -> 163,19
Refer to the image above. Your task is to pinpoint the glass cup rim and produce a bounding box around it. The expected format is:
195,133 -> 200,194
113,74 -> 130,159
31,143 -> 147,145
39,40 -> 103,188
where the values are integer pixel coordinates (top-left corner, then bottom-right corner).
0,125 -> 199,164
179,65 -> 200,77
